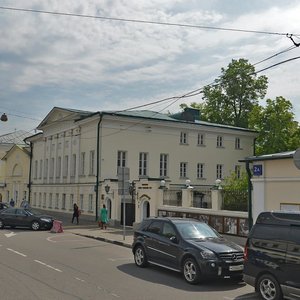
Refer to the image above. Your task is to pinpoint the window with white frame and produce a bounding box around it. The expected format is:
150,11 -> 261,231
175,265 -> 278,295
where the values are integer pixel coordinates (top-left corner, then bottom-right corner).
139,152 -> 148,176
50,158 -> 54,178
180,132 -> 188,144
44,159 -> 48,179
160,154 -> 168,177
39,160 -> 43,179
56,156 -> 61,178
117,151 -> 126,168
63,155 -> 68,177
197,163 -> 205,179
217,136 -> 223,148
235,137 -> 241,149
216,164 -> 223,179
89,150 -> 95,175
197,133 -> 205,146
34,160 -> 38,179
88,194 -> 93,212
49,193 -> 52,208
62,194 -> 66,209
55,193 -> 59,209
43,193 -> 46,208
80,152 -> 85,175
180,162 -> 188,178
71,154 -> 76,177
235,165 -> 241,179
80,194 -> 84,211
69,194 -> 74,210
39,193 -> 42,207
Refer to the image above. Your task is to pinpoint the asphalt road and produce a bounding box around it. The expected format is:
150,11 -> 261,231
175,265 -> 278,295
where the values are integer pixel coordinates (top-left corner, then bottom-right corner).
0,228 -> 259,300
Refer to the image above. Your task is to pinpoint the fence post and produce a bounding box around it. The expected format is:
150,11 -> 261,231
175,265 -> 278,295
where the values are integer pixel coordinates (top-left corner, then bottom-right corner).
211,188 -> 223,210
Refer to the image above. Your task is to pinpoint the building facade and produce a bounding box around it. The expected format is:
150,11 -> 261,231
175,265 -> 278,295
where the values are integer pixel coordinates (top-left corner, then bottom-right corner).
26,107 -> 257,226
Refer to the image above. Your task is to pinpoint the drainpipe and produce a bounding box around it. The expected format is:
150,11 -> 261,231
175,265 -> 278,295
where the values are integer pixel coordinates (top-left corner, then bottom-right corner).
246,161 -> 253,230
28,142 -> 33,204
95,112 -> 103,221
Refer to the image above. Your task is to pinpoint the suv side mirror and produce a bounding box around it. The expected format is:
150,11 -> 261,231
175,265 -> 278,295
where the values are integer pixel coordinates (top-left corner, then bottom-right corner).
170,236 -> 178,244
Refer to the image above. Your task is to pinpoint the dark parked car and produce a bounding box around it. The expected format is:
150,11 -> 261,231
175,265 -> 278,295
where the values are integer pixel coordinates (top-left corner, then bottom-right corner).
0,202 -> 9,210
132,217 -> 244,284
243,211 -> 300,300
0,208 -> 54,230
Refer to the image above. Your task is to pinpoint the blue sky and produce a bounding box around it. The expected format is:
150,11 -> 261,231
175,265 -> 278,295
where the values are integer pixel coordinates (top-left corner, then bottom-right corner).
0,0 -> 300,135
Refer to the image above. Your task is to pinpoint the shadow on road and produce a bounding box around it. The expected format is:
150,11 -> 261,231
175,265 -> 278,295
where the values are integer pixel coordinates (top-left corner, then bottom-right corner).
117,263 -> 247,292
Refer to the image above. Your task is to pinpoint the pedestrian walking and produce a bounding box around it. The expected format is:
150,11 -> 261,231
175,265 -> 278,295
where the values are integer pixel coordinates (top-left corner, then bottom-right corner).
9,198 -> 15,207
72,203 -> 80,225
100,204 -> 109,229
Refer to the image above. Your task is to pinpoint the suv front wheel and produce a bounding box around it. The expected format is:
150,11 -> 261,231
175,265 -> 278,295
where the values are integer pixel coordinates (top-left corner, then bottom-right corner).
257,274 -> 282,300
183,257 -> 201,284
134,245 -> 148,268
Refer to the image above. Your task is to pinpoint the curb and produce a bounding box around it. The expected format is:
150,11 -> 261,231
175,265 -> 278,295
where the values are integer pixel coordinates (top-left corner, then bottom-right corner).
73,233 -> 132,249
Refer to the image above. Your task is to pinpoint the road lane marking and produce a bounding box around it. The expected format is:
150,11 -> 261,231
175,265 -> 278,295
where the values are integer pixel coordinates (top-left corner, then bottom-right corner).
34,260 -> 62,272
47,234 -> 86,243
5,231 -> 17,238
7,248 -> 27,257
75,277 -> 85,282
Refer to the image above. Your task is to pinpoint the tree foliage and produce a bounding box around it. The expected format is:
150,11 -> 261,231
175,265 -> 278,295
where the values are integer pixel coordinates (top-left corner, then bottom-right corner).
200,58 -> 268,128
248,96 -> 300,155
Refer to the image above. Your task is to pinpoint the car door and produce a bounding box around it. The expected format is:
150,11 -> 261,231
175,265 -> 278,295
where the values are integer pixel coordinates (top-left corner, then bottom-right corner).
15,209 -> 30,227
143,220 -> 163,263
284,225 -> 300,297
2,208 -> 17,226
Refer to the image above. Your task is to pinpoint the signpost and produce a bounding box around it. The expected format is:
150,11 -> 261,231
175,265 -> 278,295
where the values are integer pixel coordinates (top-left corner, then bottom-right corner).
117,167 -> 129,240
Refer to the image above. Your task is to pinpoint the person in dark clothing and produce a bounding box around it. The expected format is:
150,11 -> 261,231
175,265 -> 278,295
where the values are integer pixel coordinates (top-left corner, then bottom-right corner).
72,203 -> 80,224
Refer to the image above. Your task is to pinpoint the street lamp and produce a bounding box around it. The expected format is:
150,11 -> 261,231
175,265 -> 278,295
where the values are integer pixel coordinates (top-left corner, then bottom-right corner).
1,113 -> 8,122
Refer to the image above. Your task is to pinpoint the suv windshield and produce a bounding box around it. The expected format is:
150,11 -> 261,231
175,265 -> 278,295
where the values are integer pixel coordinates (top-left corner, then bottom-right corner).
176,222 -> 220,239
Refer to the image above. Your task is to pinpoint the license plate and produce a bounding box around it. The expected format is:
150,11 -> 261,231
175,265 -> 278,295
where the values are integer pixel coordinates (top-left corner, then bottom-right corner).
229,265 -> 244,271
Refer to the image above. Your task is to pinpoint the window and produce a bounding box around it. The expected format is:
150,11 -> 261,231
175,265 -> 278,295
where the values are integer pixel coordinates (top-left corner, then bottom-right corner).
69,194 -> 74,210
80,194 -> 84,211
235,137 -> 241,149
117,151 -> 126,168
43,193 -> 46,208
49,193 -> 52,208
44,159 -> 48,179
216,164 -> 223,179
63,155 -> 69,177
56,156 -> 61,178
197,163 -> 205,179
71,154 -> 76,177
180,132 -> 188,144
139,152 -> 148,176
50,158 -> 54,178
62,194 -> 66,209
147,221 -> 161,234
197,133 -> 205,146
180,162 -> 188,178
160,154 -> 168,177
55,193 -> 59,209
217,136 -> 223,147
88,194 -> 93,211
89,150 -> 95,175
34,160 -> 38,179
80,152 -> 85,175
235,165 -> 241,179
39,160 -> 43,179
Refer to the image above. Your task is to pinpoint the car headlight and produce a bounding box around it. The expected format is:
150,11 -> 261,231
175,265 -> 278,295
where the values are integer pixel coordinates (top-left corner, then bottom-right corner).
200,250 -> 217,259
40,218 -> 52,222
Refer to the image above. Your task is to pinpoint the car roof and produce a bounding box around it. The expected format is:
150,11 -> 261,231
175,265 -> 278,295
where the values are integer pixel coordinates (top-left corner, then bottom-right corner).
256,211 -> 300,225
145,217 -> 202,223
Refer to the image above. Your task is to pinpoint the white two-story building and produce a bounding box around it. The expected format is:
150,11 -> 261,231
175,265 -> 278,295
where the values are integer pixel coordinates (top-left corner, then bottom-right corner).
26,107 -> 257,226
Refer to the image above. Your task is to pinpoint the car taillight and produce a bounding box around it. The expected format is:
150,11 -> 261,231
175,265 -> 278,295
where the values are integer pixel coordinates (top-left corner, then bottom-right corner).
244,240 -> 249,261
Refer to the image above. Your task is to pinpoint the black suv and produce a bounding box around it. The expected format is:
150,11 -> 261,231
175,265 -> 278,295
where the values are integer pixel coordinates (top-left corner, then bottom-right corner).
243,211 -> 300,300
132,217 -> 244,284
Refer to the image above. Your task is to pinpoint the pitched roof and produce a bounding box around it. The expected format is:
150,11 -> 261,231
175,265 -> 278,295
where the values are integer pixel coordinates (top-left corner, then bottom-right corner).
0,130 -> 31,145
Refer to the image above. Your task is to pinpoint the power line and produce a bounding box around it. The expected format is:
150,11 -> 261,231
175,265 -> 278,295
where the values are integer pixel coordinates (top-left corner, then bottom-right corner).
254,56 -> 300,74
0,6 -> 298,37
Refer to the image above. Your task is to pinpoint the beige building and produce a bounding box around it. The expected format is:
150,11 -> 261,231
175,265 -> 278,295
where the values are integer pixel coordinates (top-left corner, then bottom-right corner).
244,151 -> 300,223
26,107 -> 257,226
0,131 -> 31,203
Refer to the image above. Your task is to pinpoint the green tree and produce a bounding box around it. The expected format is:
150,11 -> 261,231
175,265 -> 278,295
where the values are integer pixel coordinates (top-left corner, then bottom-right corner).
200,58 -> 268,127
222,171 -> 248,211
249,96 -> 300,155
